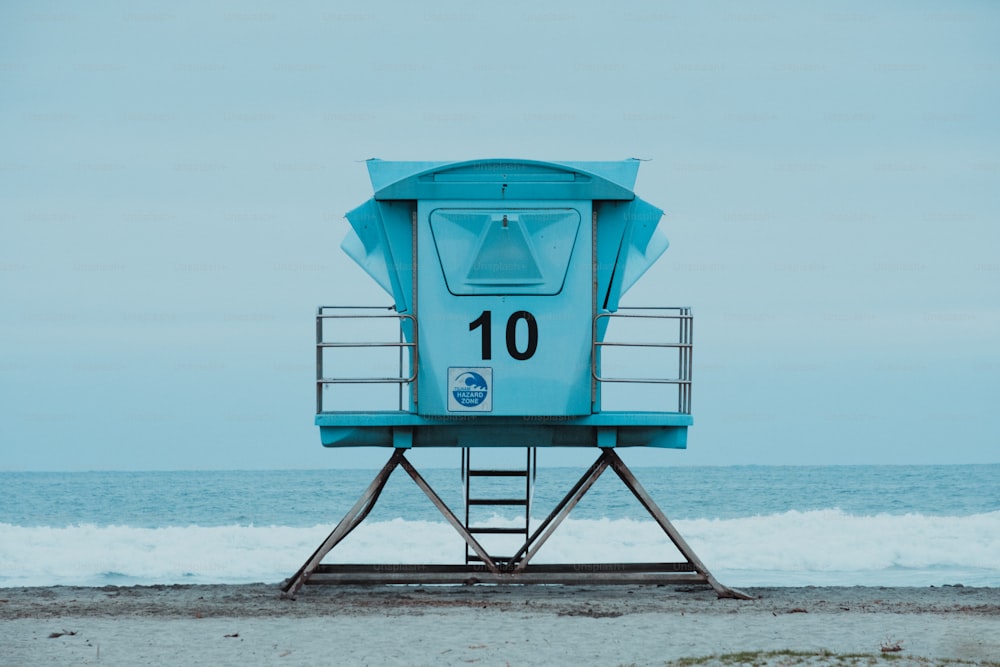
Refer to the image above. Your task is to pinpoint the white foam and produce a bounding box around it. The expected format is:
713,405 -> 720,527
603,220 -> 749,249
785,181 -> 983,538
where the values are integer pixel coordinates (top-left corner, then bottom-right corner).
2,509 -> 998,588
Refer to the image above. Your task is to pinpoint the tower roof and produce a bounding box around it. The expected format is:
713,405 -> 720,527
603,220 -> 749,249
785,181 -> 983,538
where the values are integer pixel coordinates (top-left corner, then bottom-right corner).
365,158 -> 643,201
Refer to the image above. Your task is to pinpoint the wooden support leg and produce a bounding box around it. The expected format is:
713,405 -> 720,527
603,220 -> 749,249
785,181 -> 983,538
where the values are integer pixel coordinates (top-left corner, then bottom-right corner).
511,451 -> 611,572
604,448 -> 752,600
398,455 -> 501,575
281,449 -> 405,598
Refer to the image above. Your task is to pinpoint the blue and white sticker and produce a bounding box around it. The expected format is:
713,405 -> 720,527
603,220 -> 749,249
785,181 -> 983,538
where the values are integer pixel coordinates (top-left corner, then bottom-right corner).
447,367 -> 492,412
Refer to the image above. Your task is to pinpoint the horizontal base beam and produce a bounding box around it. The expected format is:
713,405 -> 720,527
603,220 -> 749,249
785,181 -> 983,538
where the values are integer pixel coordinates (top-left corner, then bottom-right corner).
299,562 -> 708,587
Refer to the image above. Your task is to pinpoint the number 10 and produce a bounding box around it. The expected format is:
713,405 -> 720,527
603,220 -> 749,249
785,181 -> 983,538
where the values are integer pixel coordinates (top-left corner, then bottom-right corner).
469,310 -> 537,361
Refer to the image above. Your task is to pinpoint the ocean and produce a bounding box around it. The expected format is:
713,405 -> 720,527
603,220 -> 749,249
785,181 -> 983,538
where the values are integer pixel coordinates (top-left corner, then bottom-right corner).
2,462 -> 998,589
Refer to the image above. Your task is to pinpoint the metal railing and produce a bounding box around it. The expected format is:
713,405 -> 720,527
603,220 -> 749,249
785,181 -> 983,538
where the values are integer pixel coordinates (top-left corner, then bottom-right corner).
316,306 -> 417,413
316,305 -> 691,415
592,307 -> 693,414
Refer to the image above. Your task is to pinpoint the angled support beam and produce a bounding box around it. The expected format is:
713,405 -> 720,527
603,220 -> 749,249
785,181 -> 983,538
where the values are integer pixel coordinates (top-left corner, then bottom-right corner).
281,449 -> 404,598
604,448 -> 751,600
511,451 -> 611,571
397,454 -> 501,575
283,449 -> 501,597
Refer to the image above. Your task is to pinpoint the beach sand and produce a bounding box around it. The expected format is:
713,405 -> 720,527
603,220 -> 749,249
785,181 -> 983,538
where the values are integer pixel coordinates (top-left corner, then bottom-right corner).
1,584 -> 997,666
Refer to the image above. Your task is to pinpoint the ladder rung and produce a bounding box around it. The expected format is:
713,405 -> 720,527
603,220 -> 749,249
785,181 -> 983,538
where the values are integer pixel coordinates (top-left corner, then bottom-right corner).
467,555 -> 518,563
468,527 -> 528,534
467,469 -> 528,477
468,498 -> 527,506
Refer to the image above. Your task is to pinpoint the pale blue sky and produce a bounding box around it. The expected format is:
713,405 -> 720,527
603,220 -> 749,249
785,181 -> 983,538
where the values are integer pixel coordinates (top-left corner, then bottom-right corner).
2,1 -> 998,470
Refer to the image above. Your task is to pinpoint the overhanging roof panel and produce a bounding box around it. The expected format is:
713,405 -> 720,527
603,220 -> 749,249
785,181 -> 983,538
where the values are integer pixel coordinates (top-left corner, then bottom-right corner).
366,158 -> 640,201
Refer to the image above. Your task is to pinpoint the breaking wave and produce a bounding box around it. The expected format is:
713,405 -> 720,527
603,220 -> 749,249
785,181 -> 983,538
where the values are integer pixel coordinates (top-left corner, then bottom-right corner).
2,509 -> 999,588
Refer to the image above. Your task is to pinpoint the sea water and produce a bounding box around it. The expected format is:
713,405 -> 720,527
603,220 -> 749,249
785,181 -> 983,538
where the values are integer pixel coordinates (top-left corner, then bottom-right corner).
1,463 -> 998,588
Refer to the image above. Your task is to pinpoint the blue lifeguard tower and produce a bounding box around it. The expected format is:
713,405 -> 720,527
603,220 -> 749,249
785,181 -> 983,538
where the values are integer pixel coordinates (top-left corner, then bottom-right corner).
283,159 -> 745,599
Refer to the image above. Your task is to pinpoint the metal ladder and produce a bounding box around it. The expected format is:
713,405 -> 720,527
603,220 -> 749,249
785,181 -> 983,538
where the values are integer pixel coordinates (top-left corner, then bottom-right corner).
462,448 -> 536,569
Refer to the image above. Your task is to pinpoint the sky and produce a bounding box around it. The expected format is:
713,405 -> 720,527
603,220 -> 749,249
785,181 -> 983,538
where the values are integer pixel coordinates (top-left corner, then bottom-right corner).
1,1 -> 998,471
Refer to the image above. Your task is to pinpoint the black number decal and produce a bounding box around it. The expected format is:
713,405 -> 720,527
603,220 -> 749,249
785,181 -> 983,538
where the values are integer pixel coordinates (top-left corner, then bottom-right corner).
469,310 -> 492,360
469,310 -> 538,361
505,311 -> 538,360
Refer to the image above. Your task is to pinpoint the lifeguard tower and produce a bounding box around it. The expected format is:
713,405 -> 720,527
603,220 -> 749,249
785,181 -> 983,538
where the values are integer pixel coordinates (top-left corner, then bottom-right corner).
282,158 -> 745,599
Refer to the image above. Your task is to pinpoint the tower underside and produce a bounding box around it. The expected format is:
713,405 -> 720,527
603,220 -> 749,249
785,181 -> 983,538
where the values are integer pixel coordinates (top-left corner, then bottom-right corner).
282,447 -> 749,599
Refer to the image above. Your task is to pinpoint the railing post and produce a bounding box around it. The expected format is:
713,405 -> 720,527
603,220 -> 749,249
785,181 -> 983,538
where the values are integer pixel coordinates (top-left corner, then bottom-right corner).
316,308 -> 323,414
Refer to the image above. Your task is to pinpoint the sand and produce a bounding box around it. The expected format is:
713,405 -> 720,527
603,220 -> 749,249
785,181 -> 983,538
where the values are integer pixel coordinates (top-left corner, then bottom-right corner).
1,584 -> 998,666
